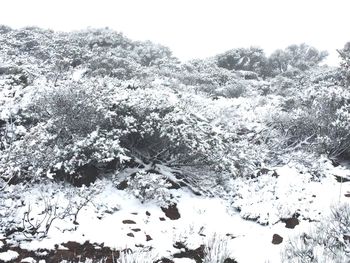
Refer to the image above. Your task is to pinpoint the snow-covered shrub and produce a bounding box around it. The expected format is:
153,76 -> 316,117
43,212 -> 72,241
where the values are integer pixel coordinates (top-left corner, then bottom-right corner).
0,81 -> 128,182
282,203 -> 350,263
87,56 -> 142,80
127,171 -> 173,205
215,47 -> 267,76
117,249 -> 157,263
337,42 -> 350,87
268,80 -> 350,160
179,59 -> 238,95
215,81 -> 247,98
203,233 -> 232,263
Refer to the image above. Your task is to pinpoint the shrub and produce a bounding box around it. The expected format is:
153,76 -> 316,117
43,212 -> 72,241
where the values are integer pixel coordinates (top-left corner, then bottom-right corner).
282,203 -> 350,263
127,171 -> 173,205
268,80 -> 350,160
0,81 -> 127,182
203,233 -> 233,263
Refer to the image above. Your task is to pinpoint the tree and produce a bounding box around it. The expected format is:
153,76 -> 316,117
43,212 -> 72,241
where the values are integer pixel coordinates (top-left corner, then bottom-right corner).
215,47 -> 267,76
337,42 -> 350,87
267,43 -> 328,76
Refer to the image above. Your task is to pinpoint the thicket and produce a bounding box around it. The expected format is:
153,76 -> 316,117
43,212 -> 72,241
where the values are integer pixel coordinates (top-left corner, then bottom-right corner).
0,25 -> 349,188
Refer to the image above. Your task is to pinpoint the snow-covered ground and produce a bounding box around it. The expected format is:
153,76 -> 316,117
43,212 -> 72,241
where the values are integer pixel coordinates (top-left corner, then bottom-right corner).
1,161 -> 350,263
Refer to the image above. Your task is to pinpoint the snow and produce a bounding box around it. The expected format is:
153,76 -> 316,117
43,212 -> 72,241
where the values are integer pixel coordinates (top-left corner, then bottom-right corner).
21,257 -> 36,263
0,250 -> 19,262
0,164 -> 342,262
0,160 -> 349,262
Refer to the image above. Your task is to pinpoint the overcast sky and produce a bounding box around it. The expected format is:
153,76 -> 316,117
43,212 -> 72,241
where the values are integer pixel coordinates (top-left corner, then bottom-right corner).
1,0 -> 349,65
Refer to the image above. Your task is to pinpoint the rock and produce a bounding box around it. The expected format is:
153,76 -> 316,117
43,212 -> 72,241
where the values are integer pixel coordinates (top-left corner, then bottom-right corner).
131,228 -> 141,232
122,220 -> 136,224
146,211 -> 151,216
159,217 -> 166,221
224,259 -> 238,263
127,233 -> 134,237
117,180 -> 128,190
146,234 -> 152,241
161,204 -> 180,220
272,234 -> 283,245
281,217 -> 299,229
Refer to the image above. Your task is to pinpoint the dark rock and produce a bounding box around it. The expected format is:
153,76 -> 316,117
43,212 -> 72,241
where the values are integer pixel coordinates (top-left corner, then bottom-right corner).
131,212 -> 138,215
117,180 -> 128,190
146,211 -> 151,216
159,217 -> 166,221
131,228 -> 141,232
272,234 -> 283,245
127,233 -> 134,237
161,204 -> 180,220
122,220 -> 136,224
345,193 -> 350,197
281,217 -> 299,229
146,234 -> 152,241
224,259 -> 238,263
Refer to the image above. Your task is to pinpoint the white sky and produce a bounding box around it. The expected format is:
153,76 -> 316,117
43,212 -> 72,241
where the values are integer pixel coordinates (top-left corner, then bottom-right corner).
1,0 -> 349,65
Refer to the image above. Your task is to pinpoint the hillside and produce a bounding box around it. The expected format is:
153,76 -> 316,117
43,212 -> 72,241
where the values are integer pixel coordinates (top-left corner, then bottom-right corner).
1,26 -> 350,263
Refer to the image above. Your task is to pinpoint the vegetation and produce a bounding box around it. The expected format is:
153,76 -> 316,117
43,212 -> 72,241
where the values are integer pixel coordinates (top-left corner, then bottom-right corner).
0,25 -> 350,261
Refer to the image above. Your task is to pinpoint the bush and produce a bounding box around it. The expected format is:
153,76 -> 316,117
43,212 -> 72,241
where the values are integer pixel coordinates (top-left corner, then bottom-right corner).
127,171 -> 173,205
282,203 -> 350,263
268,78 -> 350,160
0,81 -> 127,182
203,233 -> 233,263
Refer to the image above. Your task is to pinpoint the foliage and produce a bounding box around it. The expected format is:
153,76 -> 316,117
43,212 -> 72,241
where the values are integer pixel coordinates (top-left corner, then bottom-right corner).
267,44 -> 328,76
282,203 -> 350,263
215,47 -> 267,76
126,171 -> 173,205
337,42 -> 350,86
203,233 -> 232,263
267,66 -> 350,160
0,25 -> 349,187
